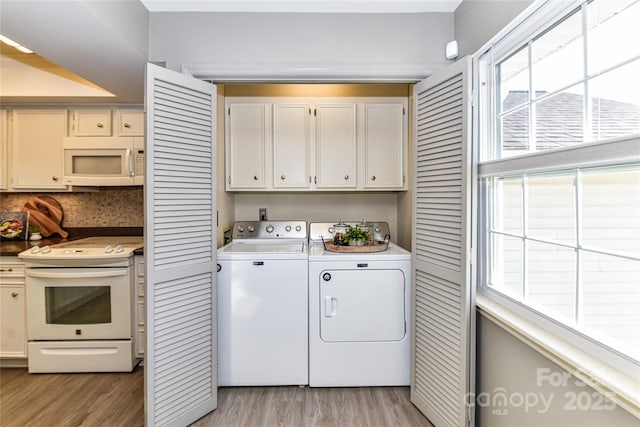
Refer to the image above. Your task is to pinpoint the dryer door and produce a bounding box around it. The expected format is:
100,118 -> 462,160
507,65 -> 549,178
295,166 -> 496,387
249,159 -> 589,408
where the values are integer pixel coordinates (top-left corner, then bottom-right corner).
319,269 -> 406,342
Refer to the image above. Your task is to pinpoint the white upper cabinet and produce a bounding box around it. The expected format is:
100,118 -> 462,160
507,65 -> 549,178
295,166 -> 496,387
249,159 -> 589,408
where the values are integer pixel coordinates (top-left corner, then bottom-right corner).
11,109 -> 68,189
116,109 -> 144,136
72,109 -> 112,136
225,96 -> 407,192
0,110 -> 7,190
273,104 -> 311,189
362,103 -> 406,189
315,103 -> 357,189
226,103 -> 268,189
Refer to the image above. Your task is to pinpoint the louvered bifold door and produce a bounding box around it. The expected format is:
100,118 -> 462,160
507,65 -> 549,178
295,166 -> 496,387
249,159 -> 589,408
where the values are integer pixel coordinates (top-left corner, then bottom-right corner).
145,63 -> 218,427
411,56 -> 474,427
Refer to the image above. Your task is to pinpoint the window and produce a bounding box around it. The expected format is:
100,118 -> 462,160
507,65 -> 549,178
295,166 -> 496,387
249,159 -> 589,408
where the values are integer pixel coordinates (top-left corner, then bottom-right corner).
478,0 -> 640,373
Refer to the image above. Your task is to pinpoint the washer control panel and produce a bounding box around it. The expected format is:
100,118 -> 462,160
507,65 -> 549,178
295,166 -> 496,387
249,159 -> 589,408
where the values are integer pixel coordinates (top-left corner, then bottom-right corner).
232,221 -> 307,240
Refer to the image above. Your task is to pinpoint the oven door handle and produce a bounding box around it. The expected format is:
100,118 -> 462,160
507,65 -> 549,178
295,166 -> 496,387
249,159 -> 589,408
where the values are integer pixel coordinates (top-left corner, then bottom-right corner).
27,269 -> 128,279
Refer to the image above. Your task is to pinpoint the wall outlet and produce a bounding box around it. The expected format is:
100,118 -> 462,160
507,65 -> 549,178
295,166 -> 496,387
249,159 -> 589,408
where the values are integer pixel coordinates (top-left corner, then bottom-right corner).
259,208 -> 268,221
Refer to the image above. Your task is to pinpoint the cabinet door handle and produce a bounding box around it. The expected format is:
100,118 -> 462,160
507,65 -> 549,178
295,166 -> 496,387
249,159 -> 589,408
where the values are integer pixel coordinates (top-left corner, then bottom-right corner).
124,123 -> 131,128
0,268 -> 13,272
371,175 -> 376,181
280,175 -> 286,180
11,292 -> 18,298
52,176 -> 59,181
253,175 -> 259,180
344,175 -> 349,180
97,122 -> 104,128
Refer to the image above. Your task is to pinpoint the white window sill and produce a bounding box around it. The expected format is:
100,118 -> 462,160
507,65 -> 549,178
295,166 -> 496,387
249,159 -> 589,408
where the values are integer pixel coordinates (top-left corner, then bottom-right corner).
476,294 -> 640,419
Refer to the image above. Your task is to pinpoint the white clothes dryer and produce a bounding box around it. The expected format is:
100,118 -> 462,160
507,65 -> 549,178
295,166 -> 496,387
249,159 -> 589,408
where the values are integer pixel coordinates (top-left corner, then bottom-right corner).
308,222 -> 412,387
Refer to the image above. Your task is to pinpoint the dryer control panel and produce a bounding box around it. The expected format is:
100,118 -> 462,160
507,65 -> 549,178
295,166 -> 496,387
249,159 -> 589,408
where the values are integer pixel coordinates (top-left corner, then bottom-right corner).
309,222 -> 390,243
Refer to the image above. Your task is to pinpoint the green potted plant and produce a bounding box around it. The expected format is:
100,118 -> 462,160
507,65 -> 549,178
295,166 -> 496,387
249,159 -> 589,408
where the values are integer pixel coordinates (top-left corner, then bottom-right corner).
344,225 -> 370,246
29,225 -> 42,241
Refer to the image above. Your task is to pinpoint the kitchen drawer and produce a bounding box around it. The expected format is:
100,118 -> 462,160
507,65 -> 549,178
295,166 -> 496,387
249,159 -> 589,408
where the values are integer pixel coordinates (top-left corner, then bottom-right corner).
136,328 -> 145,356
0,262 -> 25,280
137,301 -> 145,327
135,258 -> 144,277
137,281 -> 144,297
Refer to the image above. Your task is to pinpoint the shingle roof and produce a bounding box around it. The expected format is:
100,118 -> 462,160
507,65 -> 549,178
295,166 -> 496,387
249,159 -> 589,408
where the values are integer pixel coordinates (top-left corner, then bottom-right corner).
501,91 -> 640,153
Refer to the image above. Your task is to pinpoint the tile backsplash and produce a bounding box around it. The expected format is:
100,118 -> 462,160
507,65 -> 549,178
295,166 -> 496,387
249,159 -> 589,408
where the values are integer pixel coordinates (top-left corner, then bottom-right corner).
0,188 -> 143,228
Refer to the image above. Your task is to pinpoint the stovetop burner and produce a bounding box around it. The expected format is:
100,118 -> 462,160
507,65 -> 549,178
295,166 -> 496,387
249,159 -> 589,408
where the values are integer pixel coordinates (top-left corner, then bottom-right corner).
18,236 -> 143,267
54,236 -> 144,249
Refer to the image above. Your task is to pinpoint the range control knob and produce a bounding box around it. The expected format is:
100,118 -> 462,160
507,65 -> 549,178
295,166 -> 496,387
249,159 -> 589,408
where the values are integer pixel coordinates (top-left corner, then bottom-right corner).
285,225 -> 292,232
247,225 -> 255,232
237,226 -> 245,232
115,245 -> 124,253
266,225 -> 275,233
295,225 -> 302,232
105,245 -> 113,253
41,246 -> 51,254
31,246 -> 41,254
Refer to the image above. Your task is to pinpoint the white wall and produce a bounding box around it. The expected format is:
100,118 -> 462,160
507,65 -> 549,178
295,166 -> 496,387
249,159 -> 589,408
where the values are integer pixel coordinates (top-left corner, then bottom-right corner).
476,315 -> 638,426
233,193 -> 404,246
454,0 -> 533,57
148,12 -> 454,76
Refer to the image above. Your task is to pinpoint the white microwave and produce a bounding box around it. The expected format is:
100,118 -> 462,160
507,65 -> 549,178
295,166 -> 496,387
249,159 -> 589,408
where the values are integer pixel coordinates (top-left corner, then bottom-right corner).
63,137 -> 144,186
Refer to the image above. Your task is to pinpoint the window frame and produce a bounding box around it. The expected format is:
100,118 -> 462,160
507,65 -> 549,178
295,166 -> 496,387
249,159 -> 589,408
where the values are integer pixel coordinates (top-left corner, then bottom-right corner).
475,0 -> 640,381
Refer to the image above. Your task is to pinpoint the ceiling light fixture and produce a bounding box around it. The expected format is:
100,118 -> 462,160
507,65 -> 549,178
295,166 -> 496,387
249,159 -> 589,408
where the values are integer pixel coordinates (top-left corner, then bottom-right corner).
15,45 -> 34,54
0,34 -> 34,54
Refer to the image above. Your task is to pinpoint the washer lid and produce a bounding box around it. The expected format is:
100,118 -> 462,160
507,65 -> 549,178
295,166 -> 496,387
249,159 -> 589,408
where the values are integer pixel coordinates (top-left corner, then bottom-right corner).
219,242 -> 304,253
217,241 -> 308,260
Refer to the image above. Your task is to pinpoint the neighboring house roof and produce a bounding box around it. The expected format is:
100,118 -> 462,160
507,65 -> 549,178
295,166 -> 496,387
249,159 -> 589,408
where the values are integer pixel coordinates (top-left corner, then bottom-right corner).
501,91 -> 640,152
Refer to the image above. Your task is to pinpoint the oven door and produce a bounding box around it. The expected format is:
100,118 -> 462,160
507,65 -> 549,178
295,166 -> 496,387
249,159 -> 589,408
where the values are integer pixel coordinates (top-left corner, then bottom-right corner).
26,267 -> 132,340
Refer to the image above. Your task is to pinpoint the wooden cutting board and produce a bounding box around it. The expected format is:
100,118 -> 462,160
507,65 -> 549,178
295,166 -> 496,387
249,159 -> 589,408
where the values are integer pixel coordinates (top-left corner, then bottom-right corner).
21,196 -> 68,238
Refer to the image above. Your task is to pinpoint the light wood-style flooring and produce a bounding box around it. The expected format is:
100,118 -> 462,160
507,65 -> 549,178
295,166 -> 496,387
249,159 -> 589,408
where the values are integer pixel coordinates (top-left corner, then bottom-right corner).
1,367 -> 433,427
0,366 -> 144,427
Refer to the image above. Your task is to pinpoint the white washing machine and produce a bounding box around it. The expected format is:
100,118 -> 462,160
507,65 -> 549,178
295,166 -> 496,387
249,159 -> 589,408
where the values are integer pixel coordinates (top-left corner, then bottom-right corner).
308,222 -> 412,387
217,220 -> 308,386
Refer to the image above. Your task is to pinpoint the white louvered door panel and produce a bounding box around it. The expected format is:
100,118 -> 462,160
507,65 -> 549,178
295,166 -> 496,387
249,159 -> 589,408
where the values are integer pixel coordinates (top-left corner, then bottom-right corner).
145,63 -> 217,427
411,56 -> 474,427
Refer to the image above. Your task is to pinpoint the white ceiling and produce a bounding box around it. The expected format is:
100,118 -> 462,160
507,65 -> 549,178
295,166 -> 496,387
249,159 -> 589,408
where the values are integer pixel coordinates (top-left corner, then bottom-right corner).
140,0 -> 463,13
0,0 -> 463,104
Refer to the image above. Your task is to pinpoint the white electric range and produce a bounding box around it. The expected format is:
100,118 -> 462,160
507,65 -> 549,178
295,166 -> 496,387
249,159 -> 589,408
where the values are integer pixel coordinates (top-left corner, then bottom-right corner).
18,236 -> 143,373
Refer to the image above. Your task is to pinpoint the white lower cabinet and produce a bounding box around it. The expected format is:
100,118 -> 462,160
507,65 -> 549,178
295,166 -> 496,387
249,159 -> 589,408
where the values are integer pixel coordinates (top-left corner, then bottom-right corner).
134,255 -> 145,359
0,259 -> 27,359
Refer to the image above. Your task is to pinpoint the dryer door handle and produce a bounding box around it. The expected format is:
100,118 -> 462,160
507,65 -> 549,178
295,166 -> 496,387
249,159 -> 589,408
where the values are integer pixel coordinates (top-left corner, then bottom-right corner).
324,296 -> 338,317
